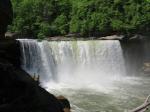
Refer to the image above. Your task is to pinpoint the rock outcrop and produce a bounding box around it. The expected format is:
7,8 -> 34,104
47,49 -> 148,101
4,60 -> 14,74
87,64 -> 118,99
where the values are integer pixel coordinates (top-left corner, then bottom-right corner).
0,1 -> 69,111
0,39 -> 63,112
98,35 -> 125,40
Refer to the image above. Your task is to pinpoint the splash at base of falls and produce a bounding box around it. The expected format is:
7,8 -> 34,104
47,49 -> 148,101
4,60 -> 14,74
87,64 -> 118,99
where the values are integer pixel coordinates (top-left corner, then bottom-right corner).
47,77 -> 150,112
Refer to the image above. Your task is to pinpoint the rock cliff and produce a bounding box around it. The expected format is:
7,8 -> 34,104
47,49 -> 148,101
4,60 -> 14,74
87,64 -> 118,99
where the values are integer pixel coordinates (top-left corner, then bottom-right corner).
0,39 -> 63,112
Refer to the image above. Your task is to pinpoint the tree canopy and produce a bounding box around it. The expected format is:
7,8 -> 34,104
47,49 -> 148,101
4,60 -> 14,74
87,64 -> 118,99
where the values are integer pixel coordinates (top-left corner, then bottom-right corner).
9,0 -> 150,38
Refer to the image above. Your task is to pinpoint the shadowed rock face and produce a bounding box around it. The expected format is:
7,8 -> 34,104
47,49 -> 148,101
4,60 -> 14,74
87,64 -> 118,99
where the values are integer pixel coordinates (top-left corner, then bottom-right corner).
0,1 -> 70,111
0,0 -> 13,38
0,39 -> 63,112
121,39 -> 150,76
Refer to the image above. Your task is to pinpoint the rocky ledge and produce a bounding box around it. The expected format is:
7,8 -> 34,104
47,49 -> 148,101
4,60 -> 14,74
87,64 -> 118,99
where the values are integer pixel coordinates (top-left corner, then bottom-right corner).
45,34 -> 149,41
0,39 -> 66,112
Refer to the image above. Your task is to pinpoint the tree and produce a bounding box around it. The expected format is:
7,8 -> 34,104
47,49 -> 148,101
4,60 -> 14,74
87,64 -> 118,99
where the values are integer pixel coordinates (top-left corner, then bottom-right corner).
10,0 -> 150,38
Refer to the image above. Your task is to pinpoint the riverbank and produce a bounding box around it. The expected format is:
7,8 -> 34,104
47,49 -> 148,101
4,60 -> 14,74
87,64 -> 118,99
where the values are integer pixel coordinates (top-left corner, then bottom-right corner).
5,31 -> 149,42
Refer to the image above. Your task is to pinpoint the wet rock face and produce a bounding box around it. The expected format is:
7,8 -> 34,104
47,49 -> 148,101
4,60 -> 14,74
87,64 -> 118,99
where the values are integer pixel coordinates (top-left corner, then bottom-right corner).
121,39 -> 150,76
0,0 -> 13,37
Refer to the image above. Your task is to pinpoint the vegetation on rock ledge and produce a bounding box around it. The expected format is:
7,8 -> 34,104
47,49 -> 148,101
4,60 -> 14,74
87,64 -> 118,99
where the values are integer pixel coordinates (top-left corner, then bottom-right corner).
9,0 -> 150,39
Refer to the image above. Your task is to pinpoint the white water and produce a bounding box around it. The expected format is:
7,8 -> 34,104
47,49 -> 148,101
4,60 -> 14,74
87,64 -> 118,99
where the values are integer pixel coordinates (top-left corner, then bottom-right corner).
19,39 -> 126,91
18,39 -> 150,112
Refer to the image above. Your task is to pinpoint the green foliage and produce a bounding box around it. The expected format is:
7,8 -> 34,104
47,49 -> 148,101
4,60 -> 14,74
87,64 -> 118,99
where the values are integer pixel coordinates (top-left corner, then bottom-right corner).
10,0 -> 150,38
53,14 -> 68,34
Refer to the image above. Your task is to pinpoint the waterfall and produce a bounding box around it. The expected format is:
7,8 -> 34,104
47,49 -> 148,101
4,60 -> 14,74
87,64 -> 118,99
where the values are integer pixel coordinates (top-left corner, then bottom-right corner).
18,39 -> 126,87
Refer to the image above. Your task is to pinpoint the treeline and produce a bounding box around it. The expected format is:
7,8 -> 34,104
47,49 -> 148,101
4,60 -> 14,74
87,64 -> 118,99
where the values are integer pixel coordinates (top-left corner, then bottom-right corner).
9,0 -> 150,38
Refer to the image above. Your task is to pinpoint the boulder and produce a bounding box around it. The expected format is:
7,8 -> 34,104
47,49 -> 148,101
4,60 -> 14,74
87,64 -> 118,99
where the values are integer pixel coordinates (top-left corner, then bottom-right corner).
129,34 -> 147,41
65,33 -> 82,37
142,62 -> 150,74
98,35 -> 125,40
5,32 -> 20,39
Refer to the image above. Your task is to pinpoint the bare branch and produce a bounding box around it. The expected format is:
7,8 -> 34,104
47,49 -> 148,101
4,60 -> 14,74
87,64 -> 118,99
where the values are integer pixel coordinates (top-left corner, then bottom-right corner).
131,95 -> 150,112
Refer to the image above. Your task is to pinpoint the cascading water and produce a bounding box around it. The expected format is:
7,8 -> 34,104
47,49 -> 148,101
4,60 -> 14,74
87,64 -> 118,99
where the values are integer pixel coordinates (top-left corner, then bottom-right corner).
19,39 -> 57,83
18,39 -> 126,88
18,39 -> 150,112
